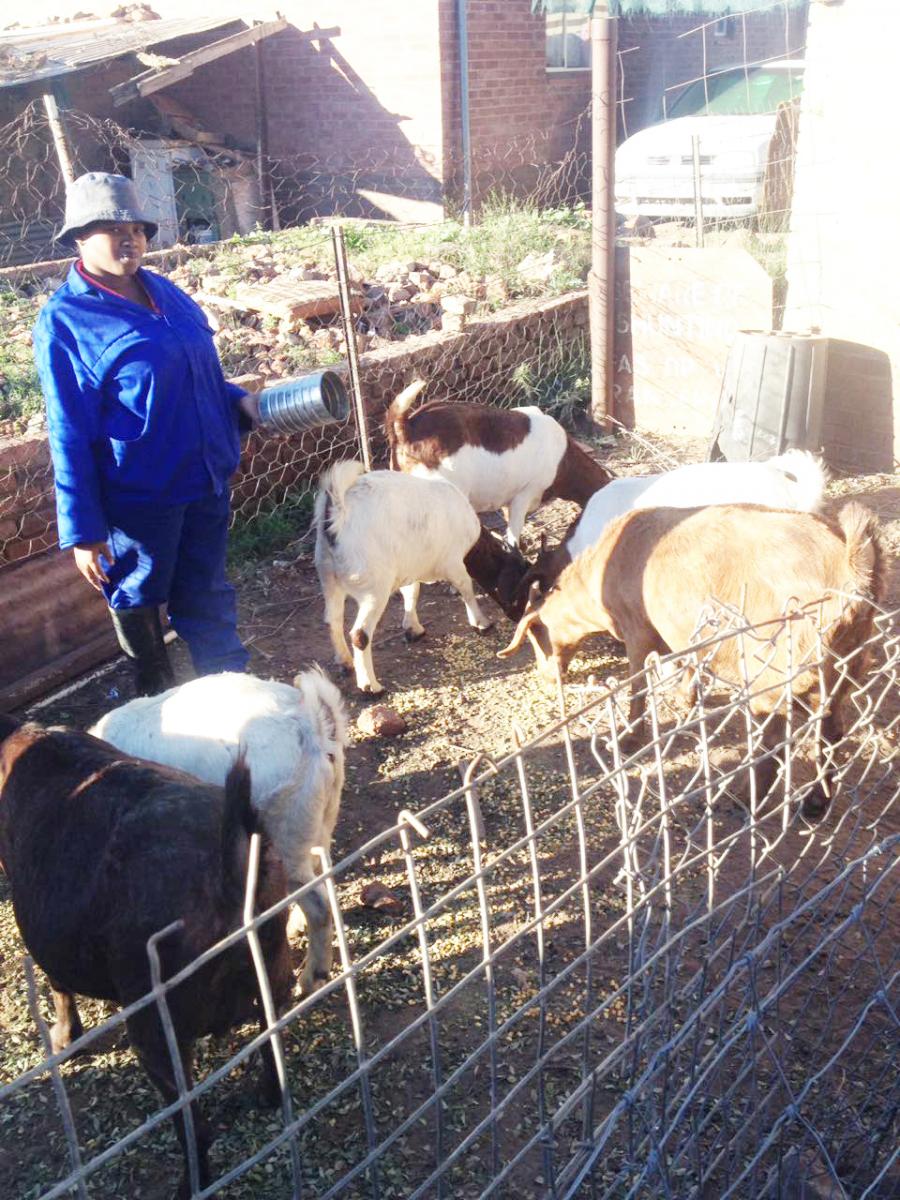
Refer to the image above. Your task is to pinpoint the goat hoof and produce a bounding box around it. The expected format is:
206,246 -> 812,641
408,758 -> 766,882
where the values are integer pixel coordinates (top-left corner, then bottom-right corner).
256,1075 -> 282,1108
475,622 -> 495,636
617,730 -> 645,755
800,789 -> 831,820
360,683 -> 385,695
403,627 -> 425,643
50,1020 -> 84,1055
299,966 -> 329,997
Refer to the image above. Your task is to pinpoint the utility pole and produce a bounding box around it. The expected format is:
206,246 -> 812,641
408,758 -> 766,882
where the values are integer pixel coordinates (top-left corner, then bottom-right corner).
589,4 -> 617,428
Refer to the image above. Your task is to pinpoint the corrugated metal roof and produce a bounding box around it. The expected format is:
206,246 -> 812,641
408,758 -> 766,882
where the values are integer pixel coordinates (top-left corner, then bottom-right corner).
0,15 -> 240,89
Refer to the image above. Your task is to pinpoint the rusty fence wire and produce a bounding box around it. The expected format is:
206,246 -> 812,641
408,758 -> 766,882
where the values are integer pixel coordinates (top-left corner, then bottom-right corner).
1,602 -> 897,1199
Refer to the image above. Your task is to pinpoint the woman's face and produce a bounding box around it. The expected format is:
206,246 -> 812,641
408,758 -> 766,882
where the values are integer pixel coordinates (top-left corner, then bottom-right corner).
75,221 -> 148,278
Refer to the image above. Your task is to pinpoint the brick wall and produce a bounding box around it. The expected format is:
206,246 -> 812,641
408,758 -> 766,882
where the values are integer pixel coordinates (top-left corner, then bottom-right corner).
437,0 -> 809,206
439,0 -> 592,205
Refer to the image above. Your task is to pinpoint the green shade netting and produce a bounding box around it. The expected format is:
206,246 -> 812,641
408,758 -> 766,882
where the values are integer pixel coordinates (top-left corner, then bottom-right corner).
533,1 -> 804,15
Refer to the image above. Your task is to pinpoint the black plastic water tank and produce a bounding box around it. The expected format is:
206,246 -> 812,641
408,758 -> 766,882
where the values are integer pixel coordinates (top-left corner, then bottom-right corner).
708,330 -> 894,473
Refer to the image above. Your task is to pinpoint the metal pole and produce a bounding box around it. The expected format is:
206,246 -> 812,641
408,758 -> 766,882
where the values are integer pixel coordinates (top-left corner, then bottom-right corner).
332,223 -> 372,470
43,92 -> 75,185
589,6 -> 617,428
254,39 -> 273,231
692,134 -> 705,248
456,0 -> 473,226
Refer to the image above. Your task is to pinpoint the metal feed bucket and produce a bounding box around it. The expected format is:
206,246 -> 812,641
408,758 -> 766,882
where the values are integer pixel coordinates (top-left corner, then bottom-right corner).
256,370 -> 350,435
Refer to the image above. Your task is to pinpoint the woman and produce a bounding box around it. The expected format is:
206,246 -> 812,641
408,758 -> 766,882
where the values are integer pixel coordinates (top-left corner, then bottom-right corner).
33,171 -> 259,695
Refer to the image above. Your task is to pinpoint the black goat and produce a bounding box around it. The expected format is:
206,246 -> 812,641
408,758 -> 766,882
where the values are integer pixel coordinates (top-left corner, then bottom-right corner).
0,713 -> 292,1198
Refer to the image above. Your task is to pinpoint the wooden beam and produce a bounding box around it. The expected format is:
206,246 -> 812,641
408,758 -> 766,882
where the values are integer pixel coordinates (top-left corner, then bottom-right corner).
42,92 -> 75,184
110,21 -> 339,107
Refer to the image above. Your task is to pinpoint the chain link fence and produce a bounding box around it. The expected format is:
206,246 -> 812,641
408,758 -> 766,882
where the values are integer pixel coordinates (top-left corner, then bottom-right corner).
0,98 -> 603,573
0,602 -> 897,1198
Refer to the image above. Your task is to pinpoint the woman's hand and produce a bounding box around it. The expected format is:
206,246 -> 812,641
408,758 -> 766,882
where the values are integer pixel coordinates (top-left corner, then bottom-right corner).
238,392 -> 260,426
73,542 -> 114,591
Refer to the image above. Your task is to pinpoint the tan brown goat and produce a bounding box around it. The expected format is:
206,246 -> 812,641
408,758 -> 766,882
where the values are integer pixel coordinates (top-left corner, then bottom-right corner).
499,502 -> 885,817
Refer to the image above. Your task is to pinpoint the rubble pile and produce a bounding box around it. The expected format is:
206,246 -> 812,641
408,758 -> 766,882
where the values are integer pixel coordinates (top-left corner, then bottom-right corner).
1,229 -> 578,438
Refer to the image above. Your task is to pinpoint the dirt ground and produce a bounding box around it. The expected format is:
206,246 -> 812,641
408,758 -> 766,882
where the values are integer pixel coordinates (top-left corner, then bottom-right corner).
2,433 -> 898,1199
18,435 -> 900,849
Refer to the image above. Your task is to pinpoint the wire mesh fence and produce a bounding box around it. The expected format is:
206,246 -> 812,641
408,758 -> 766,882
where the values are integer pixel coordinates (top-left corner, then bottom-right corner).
0,600 -> 897,1199
0,0 -> 812,569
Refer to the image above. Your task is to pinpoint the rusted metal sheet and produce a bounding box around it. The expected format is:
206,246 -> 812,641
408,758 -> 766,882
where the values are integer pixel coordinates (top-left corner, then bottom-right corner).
0,549 -> 118,711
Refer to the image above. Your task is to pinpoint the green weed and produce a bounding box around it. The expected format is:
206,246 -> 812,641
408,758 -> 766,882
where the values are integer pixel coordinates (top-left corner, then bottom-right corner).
510,329 -> 591,431
227,492 -> 314,569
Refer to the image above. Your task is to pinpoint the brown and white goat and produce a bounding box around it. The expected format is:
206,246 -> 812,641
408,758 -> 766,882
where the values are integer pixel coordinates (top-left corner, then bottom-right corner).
499,502 -> 884,817
0,715 -> 291,1197
385,379 -> 613,546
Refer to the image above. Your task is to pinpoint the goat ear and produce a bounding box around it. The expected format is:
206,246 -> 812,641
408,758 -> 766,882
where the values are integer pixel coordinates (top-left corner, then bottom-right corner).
497,611 -> 540,659
526,578 -> 545,610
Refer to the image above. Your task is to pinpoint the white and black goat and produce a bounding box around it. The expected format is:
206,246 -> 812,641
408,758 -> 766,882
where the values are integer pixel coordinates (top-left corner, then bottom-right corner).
92,668 -> 346,995
385,379 -> 613,547
314,460 -> 528,693
517,450 -> 828,598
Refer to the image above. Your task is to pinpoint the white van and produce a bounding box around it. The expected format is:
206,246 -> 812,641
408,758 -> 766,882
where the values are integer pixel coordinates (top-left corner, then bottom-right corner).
614,61 -> 804,222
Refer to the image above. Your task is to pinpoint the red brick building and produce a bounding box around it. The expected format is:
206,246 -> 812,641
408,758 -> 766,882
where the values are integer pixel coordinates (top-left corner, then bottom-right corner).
0,2 -> 809,248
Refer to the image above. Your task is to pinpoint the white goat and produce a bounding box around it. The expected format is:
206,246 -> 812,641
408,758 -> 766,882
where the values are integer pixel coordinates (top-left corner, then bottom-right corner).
521,450 -> 828,595
91,668 -> 347,995
315,460 -> 508,693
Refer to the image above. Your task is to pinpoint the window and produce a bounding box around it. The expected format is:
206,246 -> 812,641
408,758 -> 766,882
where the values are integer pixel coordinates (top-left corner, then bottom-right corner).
546,6 -> 590,71
666,66 -> 804,120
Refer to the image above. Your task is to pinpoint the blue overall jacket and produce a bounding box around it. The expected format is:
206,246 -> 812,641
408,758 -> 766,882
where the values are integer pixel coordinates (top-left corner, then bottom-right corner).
33,264 -> 247,549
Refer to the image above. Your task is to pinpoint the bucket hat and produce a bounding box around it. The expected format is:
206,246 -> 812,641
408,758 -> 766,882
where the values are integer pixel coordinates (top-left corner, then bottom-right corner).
56,172 -> 158,245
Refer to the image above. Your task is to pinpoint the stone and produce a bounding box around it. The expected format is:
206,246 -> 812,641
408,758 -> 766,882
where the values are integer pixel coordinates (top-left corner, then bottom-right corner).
357,704 -> 408,738
516,250 -> 558,284
621,215 -> 655,239
442,294 -> 476,316
360,881 -> 404,916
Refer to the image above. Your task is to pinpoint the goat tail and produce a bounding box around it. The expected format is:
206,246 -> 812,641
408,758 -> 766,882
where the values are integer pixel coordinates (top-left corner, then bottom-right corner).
315,459 -> 366,539
293,665 -> 349,753
384,379 -> 427,454
221,750 -> 255,897
837,501 -> 885,605
767,448 -> 829,512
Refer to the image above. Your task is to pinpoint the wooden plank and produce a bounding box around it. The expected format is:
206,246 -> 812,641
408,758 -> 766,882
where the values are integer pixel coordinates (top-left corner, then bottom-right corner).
0,549 -> 119,711
109,21 -> 339,106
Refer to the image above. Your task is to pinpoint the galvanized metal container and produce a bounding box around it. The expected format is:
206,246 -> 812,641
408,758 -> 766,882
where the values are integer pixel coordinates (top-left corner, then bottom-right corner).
257,370 -> 350,435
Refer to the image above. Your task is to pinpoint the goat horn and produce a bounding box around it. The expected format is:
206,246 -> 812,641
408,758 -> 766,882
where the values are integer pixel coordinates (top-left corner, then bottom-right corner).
497,610 -> 540,659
